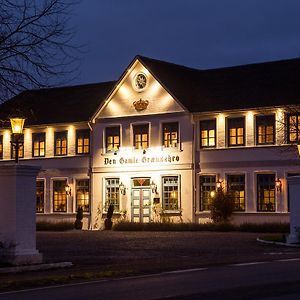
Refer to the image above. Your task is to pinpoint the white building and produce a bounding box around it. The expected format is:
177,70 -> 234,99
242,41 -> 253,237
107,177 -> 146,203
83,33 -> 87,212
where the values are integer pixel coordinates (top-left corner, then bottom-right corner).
0,55 -> 299,229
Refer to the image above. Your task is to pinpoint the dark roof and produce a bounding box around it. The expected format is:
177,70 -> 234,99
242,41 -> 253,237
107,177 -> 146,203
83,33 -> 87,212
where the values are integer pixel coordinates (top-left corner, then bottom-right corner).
138,55 -> 300,112
0,81 -> 115,126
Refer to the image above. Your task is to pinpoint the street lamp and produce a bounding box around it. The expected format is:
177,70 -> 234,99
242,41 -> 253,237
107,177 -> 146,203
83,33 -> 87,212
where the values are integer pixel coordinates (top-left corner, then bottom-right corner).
10,116 -> 25,163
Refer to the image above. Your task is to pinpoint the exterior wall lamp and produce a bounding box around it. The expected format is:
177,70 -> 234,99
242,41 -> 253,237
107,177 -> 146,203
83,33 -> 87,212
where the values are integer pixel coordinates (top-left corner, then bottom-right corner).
216,179 -> 222,190
275,179 -> 282,192
119,182 -> 126,195
150,181 -> 157,193
65,184 -> 72,196
10,116 -> 26,163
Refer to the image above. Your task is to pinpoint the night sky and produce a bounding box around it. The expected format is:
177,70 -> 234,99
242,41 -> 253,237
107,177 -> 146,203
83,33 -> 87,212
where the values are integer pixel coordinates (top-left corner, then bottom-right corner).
70,0 -> 300,85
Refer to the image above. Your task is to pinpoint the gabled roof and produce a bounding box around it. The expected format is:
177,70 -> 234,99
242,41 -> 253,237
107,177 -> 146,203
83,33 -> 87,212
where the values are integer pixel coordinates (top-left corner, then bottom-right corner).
0,81 -> 115,126
137,55 -> 300,112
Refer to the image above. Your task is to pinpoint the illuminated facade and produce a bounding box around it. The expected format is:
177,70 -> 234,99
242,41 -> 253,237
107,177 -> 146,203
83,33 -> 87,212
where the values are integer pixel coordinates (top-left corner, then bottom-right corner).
0,55 -> 300,228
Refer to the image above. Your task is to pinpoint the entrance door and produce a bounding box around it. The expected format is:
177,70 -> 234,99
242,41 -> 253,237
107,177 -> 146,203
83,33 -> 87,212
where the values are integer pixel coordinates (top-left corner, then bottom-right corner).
132,188 -> 151,222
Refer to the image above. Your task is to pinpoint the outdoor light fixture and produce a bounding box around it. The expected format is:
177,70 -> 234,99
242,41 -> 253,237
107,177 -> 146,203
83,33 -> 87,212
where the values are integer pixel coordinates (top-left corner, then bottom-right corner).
65,184 -> 72,196
9,115 -> 26,163
275,179 -> 282,192
119,182 -> 126,195
216,179 -> 222,189
150,181 -> 157,193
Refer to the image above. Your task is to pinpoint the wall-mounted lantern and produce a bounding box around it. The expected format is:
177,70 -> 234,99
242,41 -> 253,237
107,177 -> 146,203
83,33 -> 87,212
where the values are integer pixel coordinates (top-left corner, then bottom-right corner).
275,179 -> 282,192
65,184 -> 72,196
10,116 -> 26,163
150,181 -> 157,194
119,182 -> 126,195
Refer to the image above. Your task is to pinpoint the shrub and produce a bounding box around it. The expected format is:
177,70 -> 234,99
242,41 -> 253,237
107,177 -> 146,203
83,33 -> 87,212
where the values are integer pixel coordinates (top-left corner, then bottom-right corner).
104,204 -> 114,230
210,189 -> 235,223
74,207 -> 84,230
36,221 -> 74,231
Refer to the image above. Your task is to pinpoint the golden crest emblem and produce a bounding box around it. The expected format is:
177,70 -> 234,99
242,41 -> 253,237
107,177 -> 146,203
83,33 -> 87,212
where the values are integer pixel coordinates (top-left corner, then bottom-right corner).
133,98 -> 149,111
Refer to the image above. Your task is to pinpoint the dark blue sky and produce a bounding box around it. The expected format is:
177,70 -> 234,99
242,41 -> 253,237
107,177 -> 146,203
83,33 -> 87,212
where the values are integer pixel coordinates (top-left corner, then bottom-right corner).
71,0 -> 300,84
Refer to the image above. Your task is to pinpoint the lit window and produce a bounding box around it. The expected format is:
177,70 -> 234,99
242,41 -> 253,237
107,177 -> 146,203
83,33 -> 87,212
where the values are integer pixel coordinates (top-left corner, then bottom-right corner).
256,115 -> 275,145
54,131 -> 67,156
200,175 -> 216,211
228,117 -> 245,146
36,180 -> 45,213
227,175 -> 245,211
0,135 -> 3,159
200,119 -> 216,148
105,126 -> 120,153
162,176 -> 179,211
33,133 -> 45,157
76,179 -> 89,212
257,174 -> 275,212
287,113 -> 300,143
163,122 -> 179,148
133,124 -> 149,150
11,134 -> 24,159
76,130 -> 90,154
53,180 -> 67,212
105,178 -> 120,212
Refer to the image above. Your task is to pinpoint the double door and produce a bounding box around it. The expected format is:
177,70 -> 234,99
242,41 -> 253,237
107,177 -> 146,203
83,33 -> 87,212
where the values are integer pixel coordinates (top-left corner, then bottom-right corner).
132,188 -> 151,223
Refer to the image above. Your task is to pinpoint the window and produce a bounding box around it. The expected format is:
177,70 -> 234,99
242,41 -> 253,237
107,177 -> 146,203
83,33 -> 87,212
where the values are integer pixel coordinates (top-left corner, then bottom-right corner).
76,130 -> 90,154
133,124 -> 149,150
162,176 -> 179,211
32,133 -> 45,157
76,179 -> 89,212
257,174 -> 275,212
54,131 -> 67,156
162,122 -> 179,148
105,126 -> 120,153
53,180 -> 67,212
11,135 -> 24,159
0,135 -> 3,159
36,180 -> 45,213
227,175 -> 245,211
105,178 -> 120,212
227,117 -> 245,146
199,175 -> 216,211
200,119 -> 216,148
287,113 -> 300,143
256,115 -> 275,145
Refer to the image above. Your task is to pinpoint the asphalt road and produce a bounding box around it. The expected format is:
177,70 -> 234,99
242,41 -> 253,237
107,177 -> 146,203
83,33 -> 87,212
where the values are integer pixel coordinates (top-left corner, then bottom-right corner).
1,258 -> 300,300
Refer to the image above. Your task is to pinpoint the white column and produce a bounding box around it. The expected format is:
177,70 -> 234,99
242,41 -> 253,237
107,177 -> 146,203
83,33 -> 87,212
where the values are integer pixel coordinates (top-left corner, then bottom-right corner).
287,175 -> 300,244
0,164 -> 43,265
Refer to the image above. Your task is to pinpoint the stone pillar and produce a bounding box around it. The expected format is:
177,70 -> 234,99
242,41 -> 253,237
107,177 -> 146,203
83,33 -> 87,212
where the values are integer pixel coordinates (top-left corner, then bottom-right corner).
287,175 -> 300,244
0,164 -> 43,265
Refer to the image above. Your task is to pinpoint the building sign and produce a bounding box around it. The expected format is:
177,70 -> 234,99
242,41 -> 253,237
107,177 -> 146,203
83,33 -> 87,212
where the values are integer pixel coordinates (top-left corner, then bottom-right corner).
104,154 -> 180,165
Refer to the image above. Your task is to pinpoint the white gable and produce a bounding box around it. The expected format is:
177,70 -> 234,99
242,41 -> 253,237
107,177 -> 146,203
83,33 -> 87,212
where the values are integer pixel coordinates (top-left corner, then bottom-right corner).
94,59 -> 185,120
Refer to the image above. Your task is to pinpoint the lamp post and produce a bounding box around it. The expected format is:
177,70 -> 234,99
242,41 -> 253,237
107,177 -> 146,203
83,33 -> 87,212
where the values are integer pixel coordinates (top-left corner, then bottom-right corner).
10,116 -> 25,163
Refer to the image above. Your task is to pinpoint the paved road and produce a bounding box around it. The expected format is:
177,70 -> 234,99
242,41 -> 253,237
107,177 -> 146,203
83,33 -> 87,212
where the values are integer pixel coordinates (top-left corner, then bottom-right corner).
1,259 -> 300,300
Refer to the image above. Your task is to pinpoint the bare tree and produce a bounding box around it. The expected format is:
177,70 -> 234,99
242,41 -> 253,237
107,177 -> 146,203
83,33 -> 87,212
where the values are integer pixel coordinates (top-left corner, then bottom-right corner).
0,0 -> 80,103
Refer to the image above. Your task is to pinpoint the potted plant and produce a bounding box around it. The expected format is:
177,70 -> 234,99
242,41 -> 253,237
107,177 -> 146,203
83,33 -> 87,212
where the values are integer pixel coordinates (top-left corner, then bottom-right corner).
74,206 -> 83,230
104,204 -> 114,230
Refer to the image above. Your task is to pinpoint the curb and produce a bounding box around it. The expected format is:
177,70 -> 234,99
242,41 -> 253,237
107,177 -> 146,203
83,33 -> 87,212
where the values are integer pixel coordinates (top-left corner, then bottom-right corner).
0,262 -> 73,274
257,237 -> 300,247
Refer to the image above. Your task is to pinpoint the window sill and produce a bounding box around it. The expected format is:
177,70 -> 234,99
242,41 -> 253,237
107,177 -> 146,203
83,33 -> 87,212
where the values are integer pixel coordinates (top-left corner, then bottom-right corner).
162,210 -> 182,215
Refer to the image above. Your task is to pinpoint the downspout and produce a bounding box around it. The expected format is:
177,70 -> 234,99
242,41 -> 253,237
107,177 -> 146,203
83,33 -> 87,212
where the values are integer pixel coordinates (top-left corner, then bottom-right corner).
88,120 -> 93,230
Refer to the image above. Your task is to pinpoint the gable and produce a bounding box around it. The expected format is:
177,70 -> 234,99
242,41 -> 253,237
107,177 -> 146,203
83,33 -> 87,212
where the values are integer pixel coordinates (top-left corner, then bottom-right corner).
93,59 -> 186,120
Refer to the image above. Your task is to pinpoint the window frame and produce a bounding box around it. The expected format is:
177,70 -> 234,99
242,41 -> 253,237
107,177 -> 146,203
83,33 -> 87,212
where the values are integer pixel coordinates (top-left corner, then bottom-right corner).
54,131 -> 68,156
162,122 -> 179,148
287,113 -> 300,144
200,119 -> 216,148
132,123 -> 149,150
76,129 -> 90,155
256,173 -> 276,212
199,175 -> 216,211
104,177 -> 120,212
227,174 -> 246,211
32,132 -> 46,157
36,179 -> 45,213
11,134 -> 24,159
52,179 -> 68,213
255,114 -> 275,145
105,126 -> 120,153
162,175 -> 180,212
227,117 -> 245,147
75,179 -> 90,212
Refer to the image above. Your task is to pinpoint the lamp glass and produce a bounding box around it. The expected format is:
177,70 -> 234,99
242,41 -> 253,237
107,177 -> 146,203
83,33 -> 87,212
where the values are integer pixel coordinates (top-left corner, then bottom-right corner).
10,117 -> 25,134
